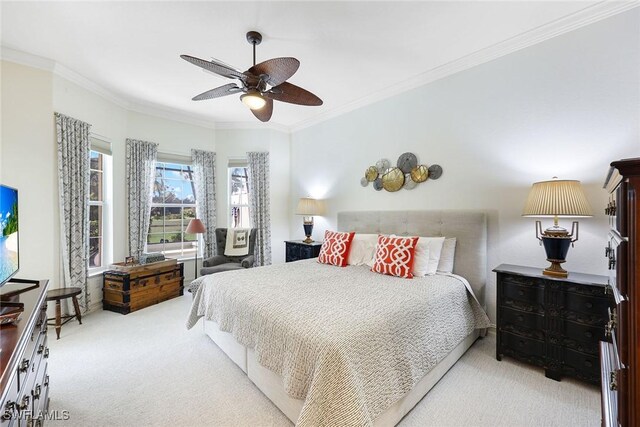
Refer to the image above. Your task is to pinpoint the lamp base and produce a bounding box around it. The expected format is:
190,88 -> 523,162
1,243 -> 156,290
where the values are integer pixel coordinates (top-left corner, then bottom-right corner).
543,259 -> 568,278
302,221 -> 314,244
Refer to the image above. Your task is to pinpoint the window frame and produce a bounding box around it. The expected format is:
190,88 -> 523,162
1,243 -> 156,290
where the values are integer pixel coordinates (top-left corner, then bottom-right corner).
88,149 -> 112,273
228,165 -> 250,229
147,161 -> 198,259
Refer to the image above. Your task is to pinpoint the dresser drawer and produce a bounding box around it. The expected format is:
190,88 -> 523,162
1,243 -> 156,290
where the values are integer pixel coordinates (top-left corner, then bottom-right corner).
499,307 -> 544,340
285,241 -> 322,262
563,293 -> 611,318
563,347 -> 600,382
561,319 -> 606,348
500,331 -> 545,360
501,282 -> 544,315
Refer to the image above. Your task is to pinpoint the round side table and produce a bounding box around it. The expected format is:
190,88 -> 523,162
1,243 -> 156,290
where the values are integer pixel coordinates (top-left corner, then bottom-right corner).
46,287 -> 83,339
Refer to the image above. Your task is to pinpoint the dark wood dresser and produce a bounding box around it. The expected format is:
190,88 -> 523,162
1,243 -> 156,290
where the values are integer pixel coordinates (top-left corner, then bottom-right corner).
495,264 -> 613,384
1,279 -> 50,426
103,261 -> 184,314
285,240 -> 322,262
601,158 -> 640,427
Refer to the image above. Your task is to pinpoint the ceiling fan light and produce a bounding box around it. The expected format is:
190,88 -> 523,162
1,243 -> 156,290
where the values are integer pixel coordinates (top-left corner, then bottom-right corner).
241,90 -> 266,110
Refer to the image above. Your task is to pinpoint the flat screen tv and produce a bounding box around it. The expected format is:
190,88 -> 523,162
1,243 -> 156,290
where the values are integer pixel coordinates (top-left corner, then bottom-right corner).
0,185 -> 19,286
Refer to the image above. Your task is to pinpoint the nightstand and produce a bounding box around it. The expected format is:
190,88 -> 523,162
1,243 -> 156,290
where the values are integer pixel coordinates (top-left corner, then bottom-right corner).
494,264 -> 614,384
285,240 -> 323,262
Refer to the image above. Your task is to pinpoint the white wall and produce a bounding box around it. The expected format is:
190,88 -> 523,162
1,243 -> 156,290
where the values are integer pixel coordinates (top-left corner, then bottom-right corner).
215,128 -> 290,264
289,10 -> 640,323
1,65 -> 291,311
52,81 -> 219,307
1,61 -> 58,283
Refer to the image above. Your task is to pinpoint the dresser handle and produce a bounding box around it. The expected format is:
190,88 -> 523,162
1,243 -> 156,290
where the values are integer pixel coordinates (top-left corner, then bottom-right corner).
584,331 -> 593,338
18,395 -> 30,410
43,348 -> 50,358
1,401 -> 15,420
37,344 -> 44,354
43,375 -> 49,387
610,371 -> 618,391
32,384 -> 41,399
585,302 -> 593,309
19,358 -> 30,372
584,360 -> 593,368
517,315 -> 524,322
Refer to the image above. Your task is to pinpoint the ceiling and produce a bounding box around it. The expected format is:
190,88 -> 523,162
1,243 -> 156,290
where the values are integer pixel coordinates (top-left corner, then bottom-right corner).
1,1 -> 623,130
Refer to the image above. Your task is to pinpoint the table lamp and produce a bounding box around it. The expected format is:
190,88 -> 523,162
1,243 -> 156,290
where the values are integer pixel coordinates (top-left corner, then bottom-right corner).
295,198 -> 323,244
186,218 -> 206,279
522,177 -> 592,278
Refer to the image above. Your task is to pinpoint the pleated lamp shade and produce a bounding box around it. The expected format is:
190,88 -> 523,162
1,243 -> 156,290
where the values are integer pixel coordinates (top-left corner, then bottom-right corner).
522,179 -> 593,217
295,198 -> 323,216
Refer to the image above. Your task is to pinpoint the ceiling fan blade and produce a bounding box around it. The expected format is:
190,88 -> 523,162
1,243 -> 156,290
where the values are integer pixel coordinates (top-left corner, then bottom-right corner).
248,57 -> 300,87
266,82 -> 323,106
180,54 -> 247,82
250,98 -> 273,122
192,84 -> 242,101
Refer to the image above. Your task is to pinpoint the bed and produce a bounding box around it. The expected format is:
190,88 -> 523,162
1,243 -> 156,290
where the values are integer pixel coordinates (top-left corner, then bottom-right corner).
187,210 -> 490,426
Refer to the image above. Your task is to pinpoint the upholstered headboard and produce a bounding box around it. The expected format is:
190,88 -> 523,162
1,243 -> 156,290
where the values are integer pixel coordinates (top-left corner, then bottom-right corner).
337,210 -> 487,305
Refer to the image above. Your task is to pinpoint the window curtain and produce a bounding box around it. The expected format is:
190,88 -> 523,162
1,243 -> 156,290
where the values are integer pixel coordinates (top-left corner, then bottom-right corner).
55,113 -> 91,313
191,149 -> 217,258
126,139 -> 158,260
246,151 -> 271,266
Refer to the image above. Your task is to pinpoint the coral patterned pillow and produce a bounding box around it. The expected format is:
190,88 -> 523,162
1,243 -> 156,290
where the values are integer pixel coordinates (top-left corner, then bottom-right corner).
372,235 -> 420,279
318,230 -> 355,267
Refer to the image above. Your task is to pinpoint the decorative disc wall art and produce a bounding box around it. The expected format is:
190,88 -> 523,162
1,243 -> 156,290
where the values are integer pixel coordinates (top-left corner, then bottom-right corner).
362,153 -> 442,192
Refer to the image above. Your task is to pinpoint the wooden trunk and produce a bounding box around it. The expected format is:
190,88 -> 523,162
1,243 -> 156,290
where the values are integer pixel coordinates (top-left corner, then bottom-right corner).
102,262 -> 184,314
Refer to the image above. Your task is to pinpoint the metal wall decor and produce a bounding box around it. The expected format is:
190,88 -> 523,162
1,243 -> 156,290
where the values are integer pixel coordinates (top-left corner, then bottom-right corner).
361,152 -> 443,192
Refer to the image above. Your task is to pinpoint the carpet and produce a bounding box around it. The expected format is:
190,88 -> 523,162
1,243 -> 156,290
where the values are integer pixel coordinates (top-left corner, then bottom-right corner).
46,294 -> 600,427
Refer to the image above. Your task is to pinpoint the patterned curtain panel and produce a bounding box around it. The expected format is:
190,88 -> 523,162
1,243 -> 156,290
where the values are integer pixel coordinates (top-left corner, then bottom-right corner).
126,139 -> 158,260
247,151 -> 272,266
191,149 -> 217,258
55,112 -> 91,313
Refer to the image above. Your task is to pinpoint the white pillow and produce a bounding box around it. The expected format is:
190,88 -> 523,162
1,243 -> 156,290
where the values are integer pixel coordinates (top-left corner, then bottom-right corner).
437,237 -> 457,274
347,233 -> 378,266
413,236 -> 445,277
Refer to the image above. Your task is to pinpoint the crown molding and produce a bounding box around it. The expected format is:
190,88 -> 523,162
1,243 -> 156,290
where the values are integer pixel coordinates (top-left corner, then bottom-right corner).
127,101 -> 217,130
290,0 -> 640,132
215,121 -> 290,134
0,46 -> 56,71
0,45 -> 219,130
52,63 -> 131,110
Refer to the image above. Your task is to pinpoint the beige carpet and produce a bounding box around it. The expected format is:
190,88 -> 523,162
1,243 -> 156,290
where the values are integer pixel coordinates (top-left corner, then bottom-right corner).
46,294 -> 600,427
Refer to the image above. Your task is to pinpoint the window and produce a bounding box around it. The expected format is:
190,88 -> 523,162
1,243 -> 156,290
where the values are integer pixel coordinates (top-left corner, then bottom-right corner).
89,151 -> 106,268
229,167 -> 250,228
147,162 -> 197,258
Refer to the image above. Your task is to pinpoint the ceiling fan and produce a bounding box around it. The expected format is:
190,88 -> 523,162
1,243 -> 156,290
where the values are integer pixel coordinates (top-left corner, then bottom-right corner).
180,31 -> 323,122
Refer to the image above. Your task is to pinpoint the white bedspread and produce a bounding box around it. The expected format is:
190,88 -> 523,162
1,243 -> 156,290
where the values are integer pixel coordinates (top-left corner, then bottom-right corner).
187,259 -> 490,426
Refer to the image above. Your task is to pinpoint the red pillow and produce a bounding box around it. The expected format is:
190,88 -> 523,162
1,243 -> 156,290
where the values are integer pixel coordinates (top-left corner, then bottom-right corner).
372,235 -> 420,279
318,230 -> 355,267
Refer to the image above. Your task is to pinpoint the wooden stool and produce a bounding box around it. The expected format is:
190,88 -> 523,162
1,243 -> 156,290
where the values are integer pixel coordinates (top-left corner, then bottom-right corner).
46,287 -> 83,339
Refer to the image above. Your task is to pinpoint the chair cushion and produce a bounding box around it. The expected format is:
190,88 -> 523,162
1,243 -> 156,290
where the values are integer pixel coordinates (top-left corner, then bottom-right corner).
201,263 -> 245,276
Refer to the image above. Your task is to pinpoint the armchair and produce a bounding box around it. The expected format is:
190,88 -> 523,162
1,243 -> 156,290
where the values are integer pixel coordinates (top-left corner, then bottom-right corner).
200,228 -> 257,276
